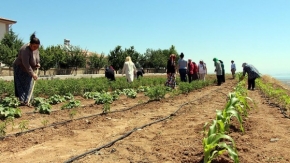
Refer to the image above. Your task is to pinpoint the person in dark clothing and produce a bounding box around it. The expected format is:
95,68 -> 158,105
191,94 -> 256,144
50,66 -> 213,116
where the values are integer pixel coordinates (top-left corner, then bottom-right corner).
241,63 -> 261,90
137,68 -> 145,79
213,58 -> 222,86
105,66 -> 115,81
165,54 -> 177,89
219,60 -> 225,83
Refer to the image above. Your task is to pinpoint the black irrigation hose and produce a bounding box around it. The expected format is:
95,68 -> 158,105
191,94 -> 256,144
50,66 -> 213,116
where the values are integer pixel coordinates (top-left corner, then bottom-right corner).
64,88 -> 228,163
266,100 -> 290,119
258,92 -> 290,119
1,101 -> 150,140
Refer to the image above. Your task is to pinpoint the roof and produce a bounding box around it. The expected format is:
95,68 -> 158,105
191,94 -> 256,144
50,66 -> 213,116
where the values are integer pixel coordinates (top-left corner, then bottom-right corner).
0,17 -> 17,24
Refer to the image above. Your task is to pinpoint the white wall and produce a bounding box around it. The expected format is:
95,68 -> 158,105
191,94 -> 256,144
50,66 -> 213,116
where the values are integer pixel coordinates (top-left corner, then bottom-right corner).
0,23 -> 6,40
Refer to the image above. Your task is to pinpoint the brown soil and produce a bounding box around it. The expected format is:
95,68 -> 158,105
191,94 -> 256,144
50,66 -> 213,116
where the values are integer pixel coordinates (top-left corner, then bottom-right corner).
1,77 -> 290,163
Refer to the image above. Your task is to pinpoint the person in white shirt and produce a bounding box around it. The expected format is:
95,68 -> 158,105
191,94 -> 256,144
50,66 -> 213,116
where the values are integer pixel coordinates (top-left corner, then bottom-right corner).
122,56 -> 137,82
198,60 -> 207,81
231,60 -> 236,79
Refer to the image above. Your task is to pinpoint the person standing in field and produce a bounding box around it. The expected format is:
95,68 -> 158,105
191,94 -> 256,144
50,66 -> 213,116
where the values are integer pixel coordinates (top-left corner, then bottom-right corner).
192,61 -> 199,81
13,32 -> 41,106
136,67 -> 145,79
122,56 -> 137,82
165,54 -> 177,89
177,52 -> 187,82
187,59 -> 194,83
198,60 -> 207,81
241,63 -> 261,90
219,60 -> 225,83
231,60 -> 236,79
105,66 -> 115,81
213,58 -> 222,86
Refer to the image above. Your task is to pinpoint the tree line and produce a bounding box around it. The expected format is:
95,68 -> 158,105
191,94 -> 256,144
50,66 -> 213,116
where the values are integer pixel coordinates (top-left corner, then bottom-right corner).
0,30 -> 179,74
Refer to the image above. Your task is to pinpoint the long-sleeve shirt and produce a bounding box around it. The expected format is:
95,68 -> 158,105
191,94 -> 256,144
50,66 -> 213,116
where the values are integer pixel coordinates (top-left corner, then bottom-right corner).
13,44 -> 40,77
214,61 -> 222,75
122,61 -> 137,75
243,64 -> 260,80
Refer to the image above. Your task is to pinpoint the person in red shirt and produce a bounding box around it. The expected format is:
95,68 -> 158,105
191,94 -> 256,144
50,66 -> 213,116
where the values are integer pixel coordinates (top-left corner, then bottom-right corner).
192,62 -> 199,81
187,59 -> 194,83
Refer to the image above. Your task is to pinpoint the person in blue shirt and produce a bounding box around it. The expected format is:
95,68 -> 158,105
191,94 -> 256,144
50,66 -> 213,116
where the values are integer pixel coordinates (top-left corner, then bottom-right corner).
177,52 -> 188,82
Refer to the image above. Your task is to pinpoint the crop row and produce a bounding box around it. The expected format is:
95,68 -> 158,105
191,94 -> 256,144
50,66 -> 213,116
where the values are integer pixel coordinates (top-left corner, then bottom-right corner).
0,78 -> 214,138
202,78 -> 254,163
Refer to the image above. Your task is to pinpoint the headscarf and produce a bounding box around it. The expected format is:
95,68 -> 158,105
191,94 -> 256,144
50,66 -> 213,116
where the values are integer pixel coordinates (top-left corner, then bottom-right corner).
170,54 -> 176,66
213,58 -> 218,62
242,63 -> 247,67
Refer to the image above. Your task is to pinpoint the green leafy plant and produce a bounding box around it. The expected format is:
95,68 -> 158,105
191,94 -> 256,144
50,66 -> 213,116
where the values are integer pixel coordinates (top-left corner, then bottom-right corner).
94,93 -> 113,104
123,89 -> 137,99
69,108 -> 77,119
48,94 -> 65,104
63,93 -> 74,100
18,120 -> 29,132
41,119 -> 49,127
145,86 -> 166,101
203,120 -> 239,163
103,102 -> 111,114
0,96 -> 20,107
0,121 -> 7,137
32,97 -> 51,114
62,99 -> 81,109
0,105 -> 21,118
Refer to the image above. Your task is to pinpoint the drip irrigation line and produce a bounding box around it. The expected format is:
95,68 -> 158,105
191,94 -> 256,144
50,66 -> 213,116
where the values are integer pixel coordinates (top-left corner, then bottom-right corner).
63,88 -> 227,163
1,101 -> 150,140
267,101 -> 290,119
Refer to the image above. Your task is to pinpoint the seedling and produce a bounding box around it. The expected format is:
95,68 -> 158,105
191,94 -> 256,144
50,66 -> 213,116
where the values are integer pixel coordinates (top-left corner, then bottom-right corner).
18,120 -> 29,132
41,119 -> 49,127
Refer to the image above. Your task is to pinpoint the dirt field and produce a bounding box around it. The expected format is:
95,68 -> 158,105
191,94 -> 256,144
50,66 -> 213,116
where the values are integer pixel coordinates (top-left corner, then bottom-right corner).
1,77 -> 290,163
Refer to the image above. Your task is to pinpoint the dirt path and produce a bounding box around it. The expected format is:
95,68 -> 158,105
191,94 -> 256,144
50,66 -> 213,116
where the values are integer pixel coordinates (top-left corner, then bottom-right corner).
1,78 -> 290,163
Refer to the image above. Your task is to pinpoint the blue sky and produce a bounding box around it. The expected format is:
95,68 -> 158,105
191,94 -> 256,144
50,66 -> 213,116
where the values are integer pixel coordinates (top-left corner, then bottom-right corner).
1,0 -> 290,75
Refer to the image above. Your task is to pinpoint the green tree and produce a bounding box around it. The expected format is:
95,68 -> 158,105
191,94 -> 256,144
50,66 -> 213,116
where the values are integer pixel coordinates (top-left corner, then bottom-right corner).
39,46 -> 57,75
51,45 -> 66,69
107,45 -> 126,73
124,46 -> 141,63
88,52 -> 108,73
64,45 -> 87,74
0,29 -> 24,74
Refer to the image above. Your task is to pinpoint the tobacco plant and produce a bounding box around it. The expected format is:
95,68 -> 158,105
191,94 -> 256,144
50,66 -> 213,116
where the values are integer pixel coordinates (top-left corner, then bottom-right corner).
0,105 -> 21,118
94,93 -> 113,104
0,96 -> 20,108
33,97 -> 52,114
145,86 -> 166,101
48,94 -> 66,104
62,99 -> 81,109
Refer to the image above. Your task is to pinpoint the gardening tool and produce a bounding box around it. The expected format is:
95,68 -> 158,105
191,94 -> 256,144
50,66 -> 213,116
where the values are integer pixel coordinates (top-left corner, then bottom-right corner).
27,68 -> 39,106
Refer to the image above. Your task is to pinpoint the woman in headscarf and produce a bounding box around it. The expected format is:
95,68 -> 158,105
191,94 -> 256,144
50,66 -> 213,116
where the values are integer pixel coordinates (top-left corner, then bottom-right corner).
105,66 -> 115,81
122,56 -> 137,82
187,59 -> 194,83
198,60 -> 207,81
13,32 -> 41,106
213,58 -> 222,86
241,63 -> 261,90
165,54 -> 177,89
219,60 -> 225,83
192,61 -> 199,81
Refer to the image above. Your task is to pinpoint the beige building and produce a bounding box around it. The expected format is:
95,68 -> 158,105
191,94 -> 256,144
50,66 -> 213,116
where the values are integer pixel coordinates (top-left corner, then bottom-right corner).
0,17 -> 16,68
0,17 -> 17,40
